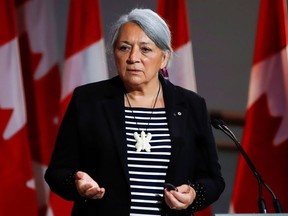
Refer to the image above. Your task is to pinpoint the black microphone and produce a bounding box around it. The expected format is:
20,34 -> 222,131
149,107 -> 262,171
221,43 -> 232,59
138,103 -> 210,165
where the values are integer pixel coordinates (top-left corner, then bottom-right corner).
211,118 -> 283,213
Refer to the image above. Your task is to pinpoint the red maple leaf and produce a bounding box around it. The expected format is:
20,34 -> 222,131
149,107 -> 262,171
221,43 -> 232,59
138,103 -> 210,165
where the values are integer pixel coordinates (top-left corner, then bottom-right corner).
15,5 -> 67,215
0,108 -> 39,216
18,30 -> 61,165
233,94 -> 288,212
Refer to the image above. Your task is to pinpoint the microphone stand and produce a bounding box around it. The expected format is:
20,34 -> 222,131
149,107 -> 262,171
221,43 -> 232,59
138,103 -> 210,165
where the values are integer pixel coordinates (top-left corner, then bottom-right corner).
211,119 -> 283,213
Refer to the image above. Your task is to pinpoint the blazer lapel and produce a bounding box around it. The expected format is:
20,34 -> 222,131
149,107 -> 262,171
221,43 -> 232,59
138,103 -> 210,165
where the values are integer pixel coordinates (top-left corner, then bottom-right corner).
161,76 -> 188,148
160,76 -> 189,181
102,80 -> 130,187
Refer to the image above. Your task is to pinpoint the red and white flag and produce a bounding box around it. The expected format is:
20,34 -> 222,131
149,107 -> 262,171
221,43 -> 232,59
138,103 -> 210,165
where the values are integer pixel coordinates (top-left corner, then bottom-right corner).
0,0 -> 38,215
231,0 -> 288,212
16,0 -> 65,215
158,0 -> 197,92
158,1 -> 211,215
61,0 -> 108,118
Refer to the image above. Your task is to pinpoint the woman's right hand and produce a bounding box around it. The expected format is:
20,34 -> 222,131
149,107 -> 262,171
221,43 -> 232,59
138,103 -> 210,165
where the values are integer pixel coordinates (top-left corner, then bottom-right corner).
75,171 -> 105,199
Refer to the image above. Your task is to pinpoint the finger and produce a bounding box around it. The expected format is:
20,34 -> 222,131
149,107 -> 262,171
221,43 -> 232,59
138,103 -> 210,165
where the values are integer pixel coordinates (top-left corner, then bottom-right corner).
88,187 -> 105,199
76,183 -> 93,196
175,184 -> 190,193
165,188 -> 194,209
75,172 -> 100,189
81,183 -> 94,191
172,186 -> 195,208
75,171 -> 85,180
164,190 -> 181,207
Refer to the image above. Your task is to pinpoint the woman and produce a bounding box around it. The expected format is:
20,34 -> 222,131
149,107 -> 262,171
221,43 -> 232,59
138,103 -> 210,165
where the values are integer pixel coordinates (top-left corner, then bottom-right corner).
45,8 -> 225,216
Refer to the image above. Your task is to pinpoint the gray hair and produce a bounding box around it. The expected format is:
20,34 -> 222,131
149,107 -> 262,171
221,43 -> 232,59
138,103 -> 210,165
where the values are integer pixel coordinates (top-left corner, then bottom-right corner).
110,8 -> 173,56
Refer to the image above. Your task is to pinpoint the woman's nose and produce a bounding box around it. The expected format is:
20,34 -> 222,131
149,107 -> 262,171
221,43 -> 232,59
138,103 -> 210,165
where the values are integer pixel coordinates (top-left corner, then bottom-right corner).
127,47 -> 140,63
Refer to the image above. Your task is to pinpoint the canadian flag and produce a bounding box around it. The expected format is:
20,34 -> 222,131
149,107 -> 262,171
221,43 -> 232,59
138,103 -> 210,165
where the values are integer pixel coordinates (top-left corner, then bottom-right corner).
60,0 -> 108,118
0,0 -> 38,215
16,0 -> 64,215
157,0 -> 197,92
231,0 -> 288,212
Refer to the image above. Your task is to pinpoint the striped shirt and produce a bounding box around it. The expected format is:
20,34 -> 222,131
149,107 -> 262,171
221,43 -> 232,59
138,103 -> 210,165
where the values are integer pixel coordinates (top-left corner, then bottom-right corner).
125,107 -> 171,216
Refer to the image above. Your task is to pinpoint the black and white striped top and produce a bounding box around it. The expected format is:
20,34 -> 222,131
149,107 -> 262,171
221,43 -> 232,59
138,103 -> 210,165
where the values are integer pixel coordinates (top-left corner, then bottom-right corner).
125,107 -> 171,216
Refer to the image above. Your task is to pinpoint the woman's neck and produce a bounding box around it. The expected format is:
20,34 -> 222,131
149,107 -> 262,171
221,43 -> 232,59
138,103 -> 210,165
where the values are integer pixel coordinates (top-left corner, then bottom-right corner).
124,82 -> 164,108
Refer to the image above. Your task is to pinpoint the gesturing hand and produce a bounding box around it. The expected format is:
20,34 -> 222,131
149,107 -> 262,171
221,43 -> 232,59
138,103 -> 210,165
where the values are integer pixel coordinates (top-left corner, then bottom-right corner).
75,171 -> 105,199
164,184 -> 196,210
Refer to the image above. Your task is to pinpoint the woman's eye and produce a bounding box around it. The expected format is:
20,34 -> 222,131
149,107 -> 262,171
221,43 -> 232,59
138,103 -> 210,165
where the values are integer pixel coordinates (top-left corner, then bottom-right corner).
141,47 -> 152,52
119,46 -> 130,51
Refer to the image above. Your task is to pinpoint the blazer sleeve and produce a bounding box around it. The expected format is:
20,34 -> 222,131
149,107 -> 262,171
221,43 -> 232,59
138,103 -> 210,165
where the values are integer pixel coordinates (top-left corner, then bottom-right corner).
44,89 -> 82,201
190,97 -> 225,212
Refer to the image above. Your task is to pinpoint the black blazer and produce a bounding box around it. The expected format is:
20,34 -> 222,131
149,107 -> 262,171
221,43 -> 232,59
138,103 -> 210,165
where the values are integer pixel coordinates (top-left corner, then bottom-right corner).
45,74 -> 225,216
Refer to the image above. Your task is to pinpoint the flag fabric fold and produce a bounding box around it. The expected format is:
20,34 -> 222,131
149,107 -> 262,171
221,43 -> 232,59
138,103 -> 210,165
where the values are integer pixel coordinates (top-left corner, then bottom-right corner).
61,0 -> 108,119
0,0 -> 38,215
158,0 -> 197,92
231,0 -> 288,212
16,0 -> 64,215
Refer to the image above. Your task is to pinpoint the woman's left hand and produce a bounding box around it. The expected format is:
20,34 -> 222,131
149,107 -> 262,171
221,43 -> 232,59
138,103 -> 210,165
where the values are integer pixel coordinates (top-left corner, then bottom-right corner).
164,184 -> 196,210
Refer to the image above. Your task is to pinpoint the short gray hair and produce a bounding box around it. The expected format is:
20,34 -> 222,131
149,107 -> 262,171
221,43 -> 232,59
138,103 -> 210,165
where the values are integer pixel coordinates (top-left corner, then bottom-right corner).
110,8 -> 173,56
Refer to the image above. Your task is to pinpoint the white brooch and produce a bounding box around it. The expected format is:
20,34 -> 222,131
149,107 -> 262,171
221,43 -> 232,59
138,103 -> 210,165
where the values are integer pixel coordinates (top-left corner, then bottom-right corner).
134,131 -> 152,152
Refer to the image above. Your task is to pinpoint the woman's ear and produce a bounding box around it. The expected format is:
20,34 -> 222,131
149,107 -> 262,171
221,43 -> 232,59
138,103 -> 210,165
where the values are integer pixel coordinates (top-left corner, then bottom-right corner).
161,51 -> 171,69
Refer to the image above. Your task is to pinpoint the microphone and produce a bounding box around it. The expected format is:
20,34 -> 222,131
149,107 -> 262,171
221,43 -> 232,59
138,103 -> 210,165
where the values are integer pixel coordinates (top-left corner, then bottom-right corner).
211,118 -> 283,213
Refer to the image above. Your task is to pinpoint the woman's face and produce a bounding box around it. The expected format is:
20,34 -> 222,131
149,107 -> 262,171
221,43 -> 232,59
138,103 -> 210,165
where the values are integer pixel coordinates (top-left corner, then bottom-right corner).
114,22 -> 169,88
